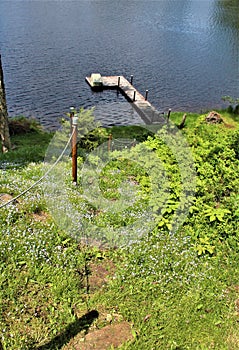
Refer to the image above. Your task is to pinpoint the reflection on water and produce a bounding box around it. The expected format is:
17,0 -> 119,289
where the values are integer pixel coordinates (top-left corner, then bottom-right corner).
0,0 -> 238,129
211,0 -> 239,93
93,102 -> 145,127
213,0 -> 239,31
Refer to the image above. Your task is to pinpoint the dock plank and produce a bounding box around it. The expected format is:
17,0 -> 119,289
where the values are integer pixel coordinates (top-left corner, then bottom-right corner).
85,75 -> 165,124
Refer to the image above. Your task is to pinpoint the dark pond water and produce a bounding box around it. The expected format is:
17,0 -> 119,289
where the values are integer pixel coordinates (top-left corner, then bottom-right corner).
0,0 -> 238,129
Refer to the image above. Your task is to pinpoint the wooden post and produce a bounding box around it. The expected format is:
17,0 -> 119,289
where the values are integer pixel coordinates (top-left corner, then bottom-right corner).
179,113 -> 187,129
69,107 -> 75,143
130,75 -> 134,84
117,76 -> 120,87
167,108 -> 171,122
145,90 -> 148,101
72,115 -> 78,184
108,134 -> 112,151
133,90 -> 136,102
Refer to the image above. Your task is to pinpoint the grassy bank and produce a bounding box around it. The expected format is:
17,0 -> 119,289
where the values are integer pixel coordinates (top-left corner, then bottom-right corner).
0,111 -> 239,349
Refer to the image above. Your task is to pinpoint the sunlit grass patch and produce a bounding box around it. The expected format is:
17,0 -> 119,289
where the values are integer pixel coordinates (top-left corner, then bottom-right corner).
1,111 -> 239,348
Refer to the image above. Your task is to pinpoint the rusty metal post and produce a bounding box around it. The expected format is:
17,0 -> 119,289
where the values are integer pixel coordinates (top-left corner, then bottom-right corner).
145,90 -> 148,101
69,107 -> 75,141
72,115 -> 78,184
130,75 -> 133,84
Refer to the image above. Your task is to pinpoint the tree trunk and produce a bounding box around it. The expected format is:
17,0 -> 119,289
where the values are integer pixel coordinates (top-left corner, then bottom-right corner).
0,54 -> 11,152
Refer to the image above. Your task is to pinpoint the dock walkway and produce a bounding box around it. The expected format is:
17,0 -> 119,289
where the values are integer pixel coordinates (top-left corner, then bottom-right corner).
85,75 -> 166,124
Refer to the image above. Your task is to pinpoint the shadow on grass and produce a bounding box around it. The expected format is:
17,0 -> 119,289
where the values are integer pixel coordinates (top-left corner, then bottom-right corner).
35,310 -> 99,350
0,131 -> 54,171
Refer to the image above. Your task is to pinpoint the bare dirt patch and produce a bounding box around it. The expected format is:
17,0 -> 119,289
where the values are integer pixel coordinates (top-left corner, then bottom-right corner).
224,122 -> 236,129
63,321 -> 133,350
32,211 -> 49,222
85,259 -> 116,292
0,193 -> 18,204
62,260 -> 134,350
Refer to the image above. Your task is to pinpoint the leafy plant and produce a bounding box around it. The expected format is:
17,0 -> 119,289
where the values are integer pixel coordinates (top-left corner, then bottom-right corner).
1,110 -> 239,349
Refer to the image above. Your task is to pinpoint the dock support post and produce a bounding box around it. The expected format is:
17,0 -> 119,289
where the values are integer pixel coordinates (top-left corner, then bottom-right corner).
145,90 -> 148,101
130,75 -> 134,84
72,115 -> 78,184
117,76 -> 120,87
133,90 -> 136,102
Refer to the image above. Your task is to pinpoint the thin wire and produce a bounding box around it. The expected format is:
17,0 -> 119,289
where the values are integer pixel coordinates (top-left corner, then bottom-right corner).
0,126 -> 76,209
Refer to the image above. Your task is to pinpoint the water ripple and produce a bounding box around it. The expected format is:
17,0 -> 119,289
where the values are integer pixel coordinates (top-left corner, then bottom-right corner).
0,0 -> 238,128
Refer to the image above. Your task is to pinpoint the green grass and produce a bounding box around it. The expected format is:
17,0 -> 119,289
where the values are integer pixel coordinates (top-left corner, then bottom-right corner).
0,112 -> 239,349
106,124 -> 154,142
0,131 -> 53,167
94,233 -> 239,349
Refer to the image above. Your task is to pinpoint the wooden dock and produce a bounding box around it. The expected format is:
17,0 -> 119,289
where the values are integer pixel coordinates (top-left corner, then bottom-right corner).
85,75 -> 166,125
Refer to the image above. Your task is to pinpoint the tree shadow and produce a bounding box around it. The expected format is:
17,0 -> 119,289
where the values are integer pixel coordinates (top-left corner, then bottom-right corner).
35,309 -> 99,350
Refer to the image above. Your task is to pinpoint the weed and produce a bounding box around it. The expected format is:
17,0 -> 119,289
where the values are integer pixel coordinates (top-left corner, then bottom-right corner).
1,110 -> 239,349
